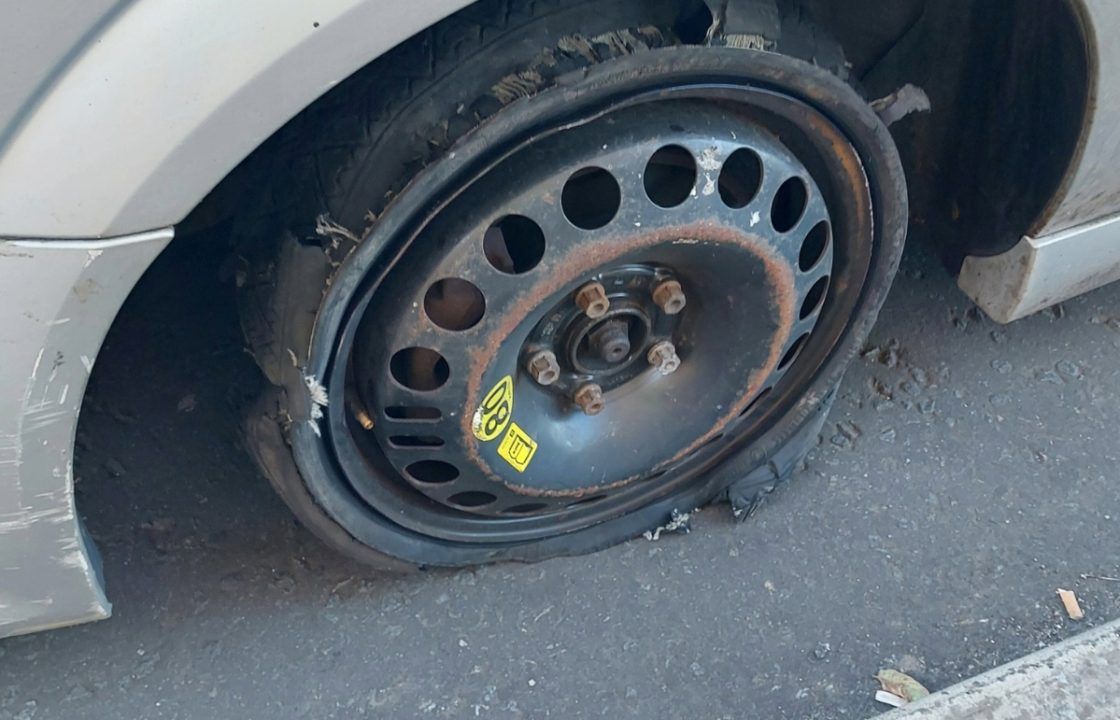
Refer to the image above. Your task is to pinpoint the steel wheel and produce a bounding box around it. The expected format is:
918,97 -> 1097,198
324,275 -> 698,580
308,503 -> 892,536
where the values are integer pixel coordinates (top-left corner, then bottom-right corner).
245,41 -> 907,566
341,101 -> 832,541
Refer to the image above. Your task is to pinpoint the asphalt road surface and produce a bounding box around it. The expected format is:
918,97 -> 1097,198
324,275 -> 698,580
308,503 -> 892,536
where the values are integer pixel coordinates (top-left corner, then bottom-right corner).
3,230 -> 1120,720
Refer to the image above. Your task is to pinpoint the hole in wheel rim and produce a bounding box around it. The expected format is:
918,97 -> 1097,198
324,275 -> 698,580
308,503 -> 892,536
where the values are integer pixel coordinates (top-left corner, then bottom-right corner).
778,333 -> 810,370
801,276 -> 830,320
389,435 -> 445,448
483,215 -> 546,274
385,406 -> 441,420
389,347 -> 450,391
644,145 -> 696,208
448,491 -> 498,508
719,148 -> 763,208
424,278 -> 486,331
404,460 -> 460,485
562,167 -> 621,229
740,387 -> 773,417
772,177 -> 808,232
799,221 -> 831,272
503,503 -> 550,515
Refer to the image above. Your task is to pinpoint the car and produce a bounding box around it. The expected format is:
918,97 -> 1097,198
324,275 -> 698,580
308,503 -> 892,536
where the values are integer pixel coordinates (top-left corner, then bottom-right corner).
2,0 -> 1117,638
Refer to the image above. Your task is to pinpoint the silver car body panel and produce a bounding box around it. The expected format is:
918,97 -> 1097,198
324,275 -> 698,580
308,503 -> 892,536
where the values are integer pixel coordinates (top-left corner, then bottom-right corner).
0,0 -> 474,239
0,230 -> 171,638
0,0 -> 1117,636
1030,0 -> 1120,238
959,214 -> 1120,323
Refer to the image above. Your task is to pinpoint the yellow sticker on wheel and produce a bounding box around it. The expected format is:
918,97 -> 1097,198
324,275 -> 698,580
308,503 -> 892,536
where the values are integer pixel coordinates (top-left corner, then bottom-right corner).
472,375 -> 514,442
497,423 -> 538,473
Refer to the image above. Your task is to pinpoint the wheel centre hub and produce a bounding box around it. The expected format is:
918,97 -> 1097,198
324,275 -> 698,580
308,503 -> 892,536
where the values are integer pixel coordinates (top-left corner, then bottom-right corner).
526,264 -> 680,397
587,319 -> 631,365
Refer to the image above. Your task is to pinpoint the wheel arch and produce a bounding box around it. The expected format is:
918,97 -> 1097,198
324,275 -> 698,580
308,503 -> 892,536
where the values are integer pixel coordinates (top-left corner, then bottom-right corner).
0,0 -> 477,239
850,0 -> 1100,261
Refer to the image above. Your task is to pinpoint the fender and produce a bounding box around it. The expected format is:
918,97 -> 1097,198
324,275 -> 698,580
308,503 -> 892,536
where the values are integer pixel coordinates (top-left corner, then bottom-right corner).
0,0 -> 475,239
0,0 -> 470,638
1032,0 -> 1120,236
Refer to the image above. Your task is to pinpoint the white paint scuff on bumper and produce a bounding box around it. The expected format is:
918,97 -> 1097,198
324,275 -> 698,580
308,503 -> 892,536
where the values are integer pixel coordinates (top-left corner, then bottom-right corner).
0,229 -> 171,638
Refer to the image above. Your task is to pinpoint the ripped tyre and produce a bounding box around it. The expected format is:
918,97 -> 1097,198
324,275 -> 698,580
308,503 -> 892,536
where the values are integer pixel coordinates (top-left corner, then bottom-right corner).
238,0 -> 907,568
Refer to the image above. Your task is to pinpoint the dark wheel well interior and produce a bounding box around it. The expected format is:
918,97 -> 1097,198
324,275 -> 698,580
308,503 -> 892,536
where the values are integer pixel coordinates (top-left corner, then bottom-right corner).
849,0 -> 1091,264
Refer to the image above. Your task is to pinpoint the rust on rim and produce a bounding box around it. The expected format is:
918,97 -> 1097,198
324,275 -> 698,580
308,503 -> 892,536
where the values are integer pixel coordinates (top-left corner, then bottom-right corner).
461,221 -> 798,498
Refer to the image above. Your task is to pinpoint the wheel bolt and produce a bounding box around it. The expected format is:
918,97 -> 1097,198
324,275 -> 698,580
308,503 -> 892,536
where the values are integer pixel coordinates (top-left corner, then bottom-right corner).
526,350 -> 561,386
588,320 -> 632,365
647,341 -> 681,376
573,383 -> 605,416
574,282 -> 610,319
652,280 -> 686,315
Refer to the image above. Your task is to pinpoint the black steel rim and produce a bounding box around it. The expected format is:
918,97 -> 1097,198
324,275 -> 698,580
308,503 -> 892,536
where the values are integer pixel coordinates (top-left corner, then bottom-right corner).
345,100 -> 830,526
294,48 -> 898,552
332,103 -> 855,540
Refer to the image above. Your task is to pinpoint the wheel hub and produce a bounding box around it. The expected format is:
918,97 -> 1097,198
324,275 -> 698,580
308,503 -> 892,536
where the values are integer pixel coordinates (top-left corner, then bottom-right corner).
586,319 -> 631,366
528,265 -> 680,397
349,101 -> 834,517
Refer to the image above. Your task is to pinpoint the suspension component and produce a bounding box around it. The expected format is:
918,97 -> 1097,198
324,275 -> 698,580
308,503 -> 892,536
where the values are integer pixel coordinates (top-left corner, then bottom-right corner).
588,320 -> 632,364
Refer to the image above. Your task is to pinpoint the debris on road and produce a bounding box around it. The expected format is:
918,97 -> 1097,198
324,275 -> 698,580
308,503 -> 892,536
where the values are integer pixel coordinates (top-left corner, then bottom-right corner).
837,421 -> 862,442
140,517 -> 177,554
874,668 -> 930,706
729,490 -> 767,522
177,394 -> 197,412
643,509 -> 692,541
1058,589 -> 1085,620
862,340 -> 900,368
875,690 -> 908,708
1042,303 -> 1066,321
1080,573 -> 1120,583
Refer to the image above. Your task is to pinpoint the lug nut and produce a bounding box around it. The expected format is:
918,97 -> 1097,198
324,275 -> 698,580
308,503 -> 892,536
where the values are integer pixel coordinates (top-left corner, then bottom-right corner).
652,280 -> 686,315
574,281 -> 610,319
526,350 -> 561,386
573,383 -> 605,416
647,341 -> 681,376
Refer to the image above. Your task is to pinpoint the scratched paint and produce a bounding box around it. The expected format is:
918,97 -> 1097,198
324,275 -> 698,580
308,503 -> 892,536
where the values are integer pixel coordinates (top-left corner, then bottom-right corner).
0,229 -> 171,638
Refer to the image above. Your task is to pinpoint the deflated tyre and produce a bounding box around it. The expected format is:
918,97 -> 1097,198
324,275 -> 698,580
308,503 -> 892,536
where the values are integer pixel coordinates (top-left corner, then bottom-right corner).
237,0 -> 907,568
